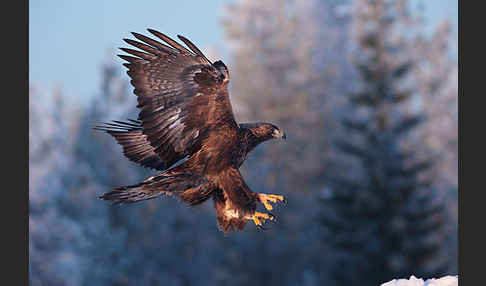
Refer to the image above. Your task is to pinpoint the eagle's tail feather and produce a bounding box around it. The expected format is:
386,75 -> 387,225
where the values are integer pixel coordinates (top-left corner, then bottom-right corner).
99,182 -> 162,205
100,172 -> 214,205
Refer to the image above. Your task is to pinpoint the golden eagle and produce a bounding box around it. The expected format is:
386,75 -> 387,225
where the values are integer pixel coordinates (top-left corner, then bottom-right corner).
95,29 -> 287,233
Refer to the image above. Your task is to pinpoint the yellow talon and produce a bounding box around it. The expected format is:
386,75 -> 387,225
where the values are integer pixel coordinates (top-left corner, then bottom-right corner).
269,194 -> 284,201
255,211 -> 274,220
263,202 -> 273,211
257,193 -> 286,211
253,216 -> 262,227
250,212 -> 276,228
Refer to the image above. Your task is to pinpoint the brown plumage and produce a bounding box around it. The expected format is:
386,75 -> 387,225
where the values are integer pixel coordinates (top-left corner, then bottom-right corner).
95,29 -> 287,233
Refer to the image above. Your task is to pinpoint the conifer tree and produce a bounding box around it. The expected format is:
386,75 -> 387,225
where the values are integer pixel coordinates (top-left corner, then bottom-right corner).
318,0 -> 449,284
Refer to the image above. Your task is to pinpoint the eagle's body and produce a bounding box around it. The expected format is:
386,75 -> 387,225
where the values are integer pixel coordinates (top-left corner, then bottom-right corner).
96,29 -> 286,233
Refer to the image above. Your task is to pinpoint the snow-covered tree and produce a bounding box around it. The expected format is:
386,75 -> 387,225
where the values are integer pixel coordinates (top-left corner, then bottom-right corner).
317,0 -> 451,285
409,19 -> 458,275
29,61 -> 140,285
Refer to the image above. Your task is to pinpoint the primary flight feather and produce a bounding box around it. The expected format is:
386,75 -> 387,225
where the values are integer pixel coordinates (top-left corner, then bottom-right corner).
95,29 -> 287,233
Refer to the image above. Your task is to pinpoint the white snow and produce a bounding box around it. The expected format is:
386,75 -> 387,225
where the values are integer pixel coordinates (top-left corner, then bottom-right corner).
381,275 -> 458,286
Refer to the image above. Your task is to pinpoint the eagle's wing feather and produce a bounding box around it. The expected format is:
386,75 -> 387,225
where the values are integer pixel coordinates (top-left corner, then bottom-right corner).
119,29 -> 237,168
94,120 -> 168,170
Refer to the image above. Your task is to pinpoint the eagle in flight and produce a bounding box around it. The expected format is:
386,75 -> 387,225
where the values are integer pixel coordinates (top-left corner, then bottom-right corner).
96,29 -> 287,233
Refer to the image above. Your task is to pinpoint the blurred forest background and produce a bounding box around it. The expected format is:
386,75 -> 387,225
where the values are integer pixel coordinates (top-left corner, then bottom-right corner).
29,0 -> 458,285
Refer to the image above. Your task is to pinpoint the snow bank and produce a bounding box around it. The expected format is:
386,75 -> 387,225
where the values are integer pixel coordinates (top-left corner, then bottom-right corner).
381,275 -> 458,286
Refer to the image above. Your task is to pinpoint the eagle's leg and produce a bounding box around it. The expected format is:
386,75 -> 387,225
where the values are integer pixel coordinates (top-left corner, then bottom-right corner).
249,211 -> 276,228
257,193 -> 286,211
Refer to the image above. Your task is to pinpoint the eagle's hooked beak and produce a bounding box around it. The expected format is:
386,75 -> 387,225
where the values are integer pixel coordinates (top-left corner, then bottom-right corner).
273,129 -> 287,140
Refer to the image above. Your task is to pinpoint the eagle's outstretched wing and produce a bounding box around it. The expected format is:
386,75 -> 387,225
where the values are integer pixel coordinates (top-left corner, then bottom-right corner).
94,120 -> 168,170
118,29 -> 238,169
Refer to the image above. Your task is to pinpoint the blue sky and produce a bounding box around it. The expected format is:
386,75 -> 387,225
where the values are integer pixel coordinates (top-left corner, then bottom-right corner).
29,0 -> 457,106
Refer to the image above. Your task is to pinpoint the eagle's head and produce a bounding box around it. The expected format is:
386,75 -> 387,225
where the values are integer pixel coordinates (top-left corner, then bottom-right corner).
213,60 -> 230,84
242,122 -> 286,141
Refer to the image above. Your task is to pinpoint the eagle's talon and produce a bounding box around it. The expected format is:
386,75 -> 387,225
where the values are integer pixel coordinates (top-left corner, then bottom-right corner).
251,211 -> 275,228
257,193 -> 286,211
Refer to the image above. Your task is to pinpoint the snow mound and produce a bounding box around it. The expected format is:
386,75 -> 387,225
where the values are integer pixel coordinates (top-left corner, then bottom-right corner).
381,275 -> 458,286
